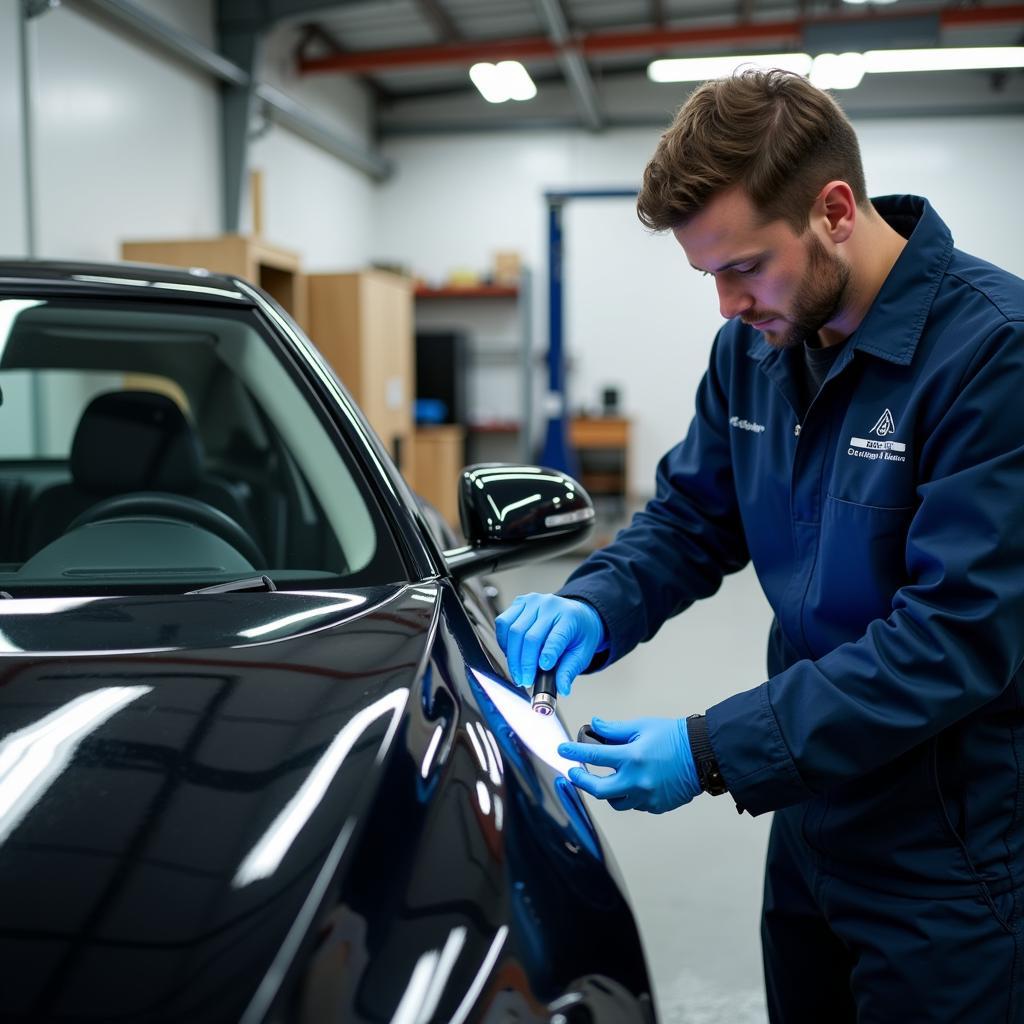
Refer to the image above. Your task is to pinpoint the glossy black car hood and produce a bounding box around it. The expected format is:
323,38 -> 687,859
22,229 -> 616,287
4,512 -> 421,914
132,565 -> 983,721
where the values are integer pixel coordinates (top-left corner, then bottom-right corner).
0,583 -> 436,1022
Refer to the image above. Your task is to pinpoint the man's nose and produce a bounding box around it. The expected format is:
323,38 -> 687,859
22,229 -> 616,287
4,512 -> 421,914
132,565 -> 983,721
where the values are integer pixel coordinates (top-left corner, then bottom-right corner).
716,276 -> 753,320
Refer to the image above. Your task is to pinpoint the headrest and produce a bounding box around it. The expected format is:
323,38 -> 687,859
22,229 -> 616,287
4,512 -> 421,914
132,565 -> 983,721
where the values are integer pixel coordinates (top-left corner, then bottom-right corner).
71,391 -> 202,495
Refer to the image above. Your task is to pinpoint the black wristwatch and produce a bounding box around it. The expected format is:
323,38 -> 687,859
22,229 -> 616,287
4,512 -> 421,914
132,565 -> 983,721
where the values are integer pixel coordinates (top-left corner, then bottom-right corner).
686,714 -> 728,796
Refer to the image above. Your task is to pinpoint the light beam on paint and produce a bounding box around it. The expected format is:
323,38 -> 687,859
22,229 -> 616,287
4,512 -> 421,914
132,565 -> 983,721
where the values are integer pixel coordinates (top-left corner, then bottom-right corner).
471,670 -> 577,777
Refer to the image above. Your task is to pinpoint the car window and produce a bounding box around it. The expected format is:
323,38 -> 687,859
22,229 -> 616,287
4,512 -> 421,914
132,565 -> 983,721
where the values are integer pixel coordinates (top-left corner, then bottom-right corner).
0,296 -> 407,593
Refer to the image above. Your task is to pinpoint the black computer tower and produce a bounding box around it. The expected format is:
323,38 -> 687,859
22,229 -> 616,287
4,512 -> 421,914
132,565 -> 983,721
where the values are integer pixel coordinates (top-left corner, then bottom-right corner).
415,330 -> 467,426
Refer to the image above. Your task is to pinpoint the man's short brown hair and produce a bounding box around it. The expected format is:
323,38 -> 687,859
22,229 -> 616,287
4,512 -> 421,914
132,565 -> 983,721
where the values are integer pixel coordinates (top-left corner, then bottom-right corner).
637,69 -> 868,232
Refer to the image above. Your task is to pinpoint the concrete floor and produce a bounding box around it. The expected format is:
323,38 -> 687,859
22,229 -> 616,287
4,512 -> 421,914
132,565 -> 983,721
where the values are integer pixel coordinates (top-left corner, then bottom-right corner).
492,553 -> 776,1024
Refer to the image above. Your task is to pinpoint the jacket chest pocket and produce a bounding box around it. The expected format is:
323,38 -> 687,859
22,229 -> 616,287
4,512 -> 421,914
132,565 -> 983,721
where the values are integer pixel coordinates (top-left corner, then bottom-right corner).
804,496 -> 916,654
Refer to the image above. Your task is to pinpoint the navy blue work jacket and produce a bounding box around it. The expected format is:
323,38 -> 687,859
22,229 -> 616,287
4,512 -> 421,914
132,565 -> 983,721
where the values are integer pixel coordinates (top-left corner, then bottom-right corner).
561,196 -> 1024,897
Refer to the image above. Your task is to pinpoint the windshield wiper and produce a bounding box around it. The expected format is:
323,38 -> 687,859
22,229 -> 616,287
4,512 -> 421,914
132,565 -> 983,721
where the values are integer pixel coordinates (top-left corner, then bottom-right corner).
187,575 -> 277,595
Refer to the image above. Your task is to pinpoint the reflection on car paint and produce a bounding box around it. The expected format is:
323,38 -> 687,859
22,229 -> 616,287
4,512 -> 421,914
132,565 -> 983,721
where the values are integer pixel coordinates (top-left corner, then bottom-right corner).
0,686 -> 150,846
237,592 -> 366,639
420,721 -> 445,779
233,686 -> 409,887
390,924 -> 468,1024
448,925 -> 510,1024
70,274 -> 245,300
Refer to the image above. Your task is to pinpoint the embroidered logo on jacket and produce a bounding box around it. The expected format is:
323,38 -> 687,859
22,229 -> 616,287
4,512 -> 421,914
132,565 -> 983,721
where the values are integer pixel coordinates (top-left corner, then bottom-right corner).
870,408 -> 896,437
729,415 -> 765,433
848,409 -> 907,462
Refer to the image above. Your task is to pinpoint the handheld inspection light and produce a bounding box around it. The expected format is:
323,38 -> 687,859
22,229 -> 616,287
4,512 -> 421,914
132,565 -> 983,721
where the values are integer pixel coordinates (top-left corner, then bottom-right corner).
531,668 -> 558,716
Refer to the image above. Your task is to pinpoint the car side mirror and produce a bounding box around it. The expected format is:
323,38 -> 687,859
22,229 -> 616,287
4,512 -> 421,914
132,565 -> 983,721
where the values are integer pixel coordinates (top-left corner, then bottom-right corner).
443,463 -> 595,580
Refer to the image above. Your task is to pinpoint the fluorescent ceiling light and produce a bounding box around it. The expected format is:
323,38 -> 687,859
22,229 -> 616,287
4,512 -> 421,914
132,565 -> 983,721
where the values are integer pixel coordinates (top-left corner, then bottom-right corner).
647,46 -> 1024,89
864,47 -> 1024,74
648,52 -> 812,82
810,52 -> 866,90
470,61 -> 537,103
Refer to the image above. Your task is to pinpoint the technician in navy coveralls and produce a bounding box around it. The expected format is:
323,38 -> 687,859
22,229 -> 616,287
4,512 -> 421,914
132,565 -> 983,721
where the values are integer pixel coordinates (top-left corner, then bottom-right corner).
497,70 -> 1024,1021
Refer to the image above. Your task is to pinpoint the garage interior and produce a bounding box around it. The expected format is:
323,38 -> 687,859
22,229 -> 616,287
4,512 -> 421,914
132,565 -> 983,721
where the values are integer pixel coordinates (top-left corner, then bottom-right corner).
3,1 -> 1024,1021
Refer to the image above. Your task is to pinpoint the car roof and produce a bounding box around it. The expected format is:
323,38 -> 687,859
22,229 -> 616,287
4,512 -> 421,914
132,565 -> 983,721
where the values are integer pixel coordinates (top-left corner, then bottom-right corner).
0,260 -> 252,304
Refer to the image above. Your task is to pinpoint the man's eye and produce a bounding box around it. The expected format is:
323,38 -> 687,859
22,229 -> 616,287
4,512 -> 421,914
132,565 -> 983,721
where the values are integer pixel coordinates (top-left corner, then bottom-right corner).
735,263 -> 760,276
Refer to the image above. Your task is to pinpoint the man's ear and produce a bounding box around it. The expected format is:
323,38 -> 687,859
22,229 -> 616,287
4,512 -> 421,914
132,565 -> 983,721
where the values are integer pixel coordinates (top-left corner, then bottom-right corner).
814,181 -> 856,245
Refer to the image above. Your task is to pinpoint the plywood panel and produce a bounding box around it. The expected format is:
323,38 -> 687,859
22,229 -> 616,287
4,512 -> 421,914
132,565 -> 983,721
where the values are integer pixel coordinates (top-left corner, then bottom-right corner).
121,236 -> 251,277
307,271 -> 414,470
410,425 -> 465,528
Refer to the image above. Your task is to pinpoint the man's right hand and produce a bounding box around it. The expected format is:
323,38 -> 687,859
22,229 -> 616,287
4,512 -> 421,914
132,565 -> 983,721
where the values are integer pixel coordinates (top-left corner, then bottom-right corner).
495,593 -> 607,696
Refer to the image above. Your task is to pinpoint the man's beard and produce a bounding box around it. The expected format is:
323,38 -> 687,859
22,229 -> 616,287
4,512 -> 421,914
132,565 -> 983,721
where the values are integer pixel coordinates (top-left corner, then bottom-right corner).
754,233 -> 850,350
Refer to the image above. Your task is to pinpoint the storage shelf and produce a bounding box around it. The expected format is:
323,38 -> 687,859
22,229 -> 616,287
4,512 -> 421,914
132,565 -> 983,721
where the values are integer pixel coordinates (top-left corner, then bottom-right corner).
416,284 -> 519,299
414,269 -> 533,463
468,421 -> 521,434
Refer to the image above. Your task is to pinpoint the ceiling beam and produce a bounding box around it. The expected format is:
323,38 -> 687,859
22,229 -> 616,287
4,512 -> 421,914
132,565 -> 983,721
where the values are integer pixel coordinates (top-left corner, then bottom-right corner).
297,3 -> 1024,74
415,0 -> 460,41
295,22 -> 397,101
301,35 -> 557,73
218,0 -> 373,31
533,0 -> 603,131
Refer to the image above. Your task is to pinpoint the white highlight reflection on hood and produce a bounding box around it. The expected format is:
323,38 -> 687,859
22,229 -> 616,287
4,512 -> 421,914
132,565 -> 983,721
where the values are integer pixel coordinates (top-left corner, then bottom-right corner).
0,686 -> 152,847
233,687 -> 408,887
471,669 -> 576,777
238,593 -> 366,640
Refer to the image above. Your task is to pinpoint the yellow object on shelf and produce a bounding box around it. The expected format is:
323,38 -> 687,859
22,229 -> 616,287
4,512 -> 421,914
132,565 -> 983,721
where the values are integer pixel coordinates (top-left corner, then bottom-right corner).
447,268 -> 481,287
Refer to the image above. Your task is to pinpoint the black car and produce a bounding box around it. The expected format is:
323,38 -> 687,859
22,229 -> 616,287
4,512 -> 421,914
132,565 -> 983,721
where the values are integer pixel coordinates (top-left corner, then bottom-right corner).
0,262 -> 656,1023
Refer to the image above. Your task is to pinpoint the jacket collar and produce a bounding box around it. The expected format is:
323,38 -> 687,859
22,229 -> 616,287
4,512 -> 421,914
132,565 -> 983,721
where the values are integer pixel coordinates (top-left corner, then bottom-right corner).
746,194 -> 954,368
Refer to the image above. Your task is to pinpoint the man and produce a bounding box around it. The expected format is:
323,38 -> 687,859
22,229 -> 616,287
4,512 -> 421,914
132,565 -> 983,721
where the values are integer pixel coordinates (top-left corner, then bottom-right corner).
496,69 -> 1024,1021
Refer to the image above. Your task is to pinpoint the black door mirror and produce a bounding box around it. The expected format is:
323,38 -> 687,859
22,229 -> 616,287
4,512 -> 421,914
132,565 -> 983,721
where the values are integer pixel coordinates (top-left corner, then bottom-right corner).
443,463 -> 595,580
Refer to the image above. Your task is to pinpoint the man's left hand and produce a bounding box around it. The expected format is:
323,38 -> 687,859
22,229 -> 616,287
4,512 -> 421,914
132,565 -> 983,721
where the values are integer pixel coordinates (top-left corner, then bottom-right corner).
557,716 -> 702,813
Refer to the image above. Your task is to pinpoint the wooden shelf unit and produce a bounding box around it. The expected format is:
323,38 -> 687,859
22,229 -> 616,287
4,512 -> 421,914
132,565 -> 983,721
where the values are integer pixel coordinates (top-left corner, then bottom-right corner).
410,424 -> 466,528
121,235 -> 307,328
307,270 -> 415,474
569,415 -> 631,504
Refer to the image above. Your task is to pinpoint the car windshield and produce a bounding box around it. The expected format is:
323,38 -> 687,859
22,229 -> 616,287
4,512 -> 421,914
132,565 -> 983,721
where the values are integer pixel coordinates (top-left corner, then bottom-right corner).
0,295 -> 407,594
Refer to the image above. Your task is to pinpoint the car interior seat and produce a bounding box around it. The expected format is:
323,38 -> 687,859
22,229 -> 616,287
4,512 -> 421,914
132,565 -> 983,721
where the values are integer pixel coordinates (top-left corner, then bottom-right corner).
25,390 -> 259,557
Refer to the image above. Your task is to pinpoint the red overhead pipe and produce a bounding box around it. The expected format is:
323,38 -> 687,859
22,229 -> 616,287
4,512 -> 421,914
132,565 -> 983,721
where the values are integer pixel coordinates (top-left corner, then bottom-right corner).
297,4 -> 1024,76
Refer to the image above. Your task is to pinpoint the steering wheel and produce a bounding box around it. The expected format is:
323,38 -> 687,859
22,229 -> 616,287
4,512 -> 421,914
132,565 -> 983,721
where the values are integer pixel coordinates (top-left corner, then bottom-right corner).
67,492 -> 265,568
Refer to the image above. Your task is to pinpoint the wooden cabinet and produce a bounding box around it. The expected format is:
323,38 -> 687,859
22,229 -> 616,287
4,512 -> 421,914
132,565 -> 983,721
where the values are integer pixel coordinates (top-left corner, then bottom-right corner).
307,271 -> 415,473
409,425 -> 466,529
569,416 -> 631,503
121,235 -> 307,328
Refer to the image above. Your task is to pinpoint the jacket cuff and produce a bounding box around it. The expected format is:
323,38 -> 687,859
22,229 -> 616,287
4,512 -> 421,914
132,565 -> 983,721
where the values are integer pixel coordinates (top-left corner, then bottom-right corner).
706,682 -> 811,816
555,587 -> 618,672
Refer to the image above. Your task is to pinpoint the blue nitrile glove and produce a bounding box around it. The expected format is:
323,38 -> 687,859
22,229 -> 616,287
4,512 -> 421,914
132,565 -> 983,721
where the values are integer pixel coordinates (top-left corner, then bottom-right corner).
557,716 -> 702,814
495,592 -> 607,695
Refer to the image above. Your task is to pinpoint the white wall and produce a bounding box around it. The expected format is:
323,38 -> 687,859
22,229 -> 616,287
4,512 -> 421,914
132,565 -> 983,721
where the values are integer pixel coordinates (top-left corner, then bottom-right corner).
0,3 -> 377,270
246,23 -> 377,269
27,3 -> 221,260
0,3 -> 29,257
376,116 -> 1024,493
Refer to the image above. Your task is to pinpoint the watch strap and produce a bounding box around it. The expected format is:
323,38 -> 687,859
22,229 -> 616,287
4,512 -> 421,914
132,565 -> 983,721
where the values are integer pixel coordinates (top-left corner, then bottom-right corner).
686,714 -> 727,796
